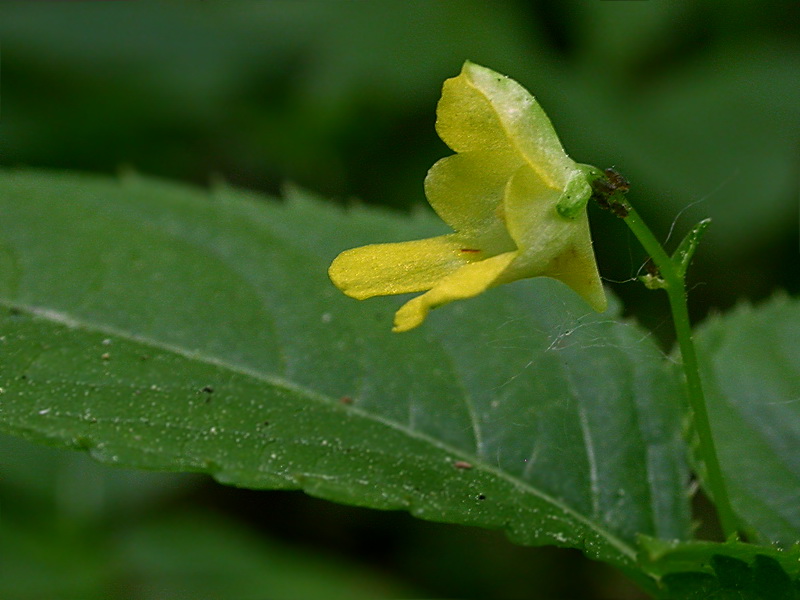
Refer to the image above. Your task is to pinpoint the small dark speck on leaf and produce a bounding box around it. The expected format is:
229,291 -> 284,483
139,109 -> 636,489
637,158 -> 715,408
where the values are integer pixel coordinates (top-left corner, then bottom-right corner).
201,386 -> 214,403
139,355 -> 149,361
340,395 -> 354,405
453,461 -> 473,470
20,374 -> 27,380
262,421 -> 270,427
477,494 -> 486,501
8,307 -> 21,316
72,436 -> 92,450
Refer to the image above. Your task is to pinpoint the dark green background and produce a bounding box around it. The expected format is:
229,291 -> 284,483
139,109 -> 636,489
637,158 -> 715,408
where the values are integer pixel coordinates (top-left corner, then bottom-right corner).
1,2 -> 797,598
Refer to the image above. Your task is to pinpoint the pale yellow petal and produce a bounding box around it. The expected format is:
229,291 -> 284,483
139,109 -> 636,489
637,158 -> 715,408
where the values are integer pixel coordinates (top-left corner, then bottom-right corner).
540,216 -> 607,313
393,251 -> 517,332
436,67 -> 511,154
329,234 -> 468,300
502,165 -> 606,312
502,164 -> 566,269
425,152 -> 518,253
436,62 -> 573,190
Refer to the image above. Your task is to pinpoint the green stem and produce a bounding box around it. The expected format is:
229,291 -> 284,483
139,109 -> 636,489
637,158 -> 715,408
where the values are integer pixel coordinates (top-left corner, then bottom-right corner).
622,205 -> 739,540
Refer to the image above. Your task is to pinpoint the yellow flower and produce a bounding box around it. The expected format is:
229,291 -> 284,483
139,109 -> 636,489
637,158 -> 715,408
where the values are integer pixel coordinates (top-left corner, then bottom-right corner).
329,61 -> 606,332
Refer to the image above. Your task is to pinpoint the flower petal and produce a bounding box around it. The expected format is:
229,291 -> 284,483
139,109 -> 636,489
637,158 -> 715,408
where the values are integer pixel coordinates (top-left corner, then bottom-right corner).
329,234 -> 467,300
539,223 -> 607,313
393,251 -> 517,332
435,66 -> 513,154
436,62 -> 573,190
425,152 -> 517,252
502,165 -> 606,312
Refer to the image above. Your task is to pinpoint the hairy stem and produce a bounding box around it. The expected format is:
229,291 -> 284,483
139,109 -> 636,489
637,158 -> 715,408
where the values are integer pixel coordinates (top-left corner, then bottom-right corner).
622,205 -> 739,540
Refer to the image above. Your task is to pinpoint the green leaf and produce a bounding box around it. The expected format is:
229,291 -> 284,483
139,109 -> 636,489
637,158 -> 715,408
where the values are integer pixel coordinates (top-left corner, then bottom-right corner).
692,296 -> 800,545
0,169 -> 690,568
671,218 -> 712,278
638,537 -> 800,600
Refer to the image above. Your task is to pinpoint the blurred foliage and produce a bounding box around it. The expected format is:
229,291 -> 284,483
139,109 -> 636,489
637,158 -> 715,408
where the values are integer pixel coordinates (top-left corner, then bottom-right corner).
0,435 -> 413,600
0,1 -> 797,598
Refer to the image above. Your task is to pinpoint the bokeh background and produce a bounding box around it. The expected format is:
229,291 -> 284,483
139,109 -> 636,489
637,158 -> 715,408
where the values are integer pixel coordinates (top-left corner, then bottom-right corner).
1,2 -> 797,598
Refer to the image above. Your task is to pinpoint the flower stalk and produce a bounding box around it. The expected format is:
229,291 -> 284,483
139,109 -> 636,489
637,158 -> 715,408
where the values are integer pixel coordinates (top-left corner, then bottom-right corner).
592,171 -> 740,540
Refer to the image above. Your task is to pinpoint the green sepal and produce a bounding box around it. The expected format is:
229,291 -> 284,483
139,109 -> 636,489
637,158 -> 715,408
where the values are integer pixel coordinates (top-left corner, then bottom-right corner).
555,170 -> 592,220
672,218 -> 712,278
